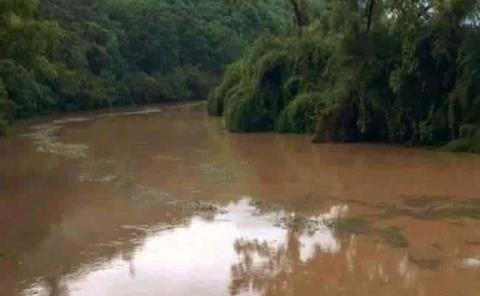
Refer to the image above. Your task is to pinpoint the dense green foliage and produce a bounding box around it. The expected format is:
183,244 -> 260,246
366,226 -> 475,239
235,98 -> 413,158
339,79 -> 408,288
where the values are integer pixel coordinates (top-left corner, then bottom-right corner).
210,0 -> 480,152
0,0 -> 287,134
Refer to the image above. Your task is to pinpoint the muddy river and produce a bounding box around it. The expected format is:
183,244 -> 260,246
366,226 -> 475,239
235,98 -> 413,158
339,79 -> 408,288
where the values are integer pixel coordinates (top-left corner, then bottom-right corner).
1,103 -> 480,296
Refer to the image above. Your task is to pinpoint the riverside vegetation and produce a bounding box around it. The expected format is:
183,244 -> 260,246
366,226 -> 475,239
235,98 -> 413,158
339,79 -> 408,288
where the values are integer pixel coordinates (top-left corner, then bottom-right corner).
0,0 -> 287,134
3,0 -> 480,154
208,0 -> 480,153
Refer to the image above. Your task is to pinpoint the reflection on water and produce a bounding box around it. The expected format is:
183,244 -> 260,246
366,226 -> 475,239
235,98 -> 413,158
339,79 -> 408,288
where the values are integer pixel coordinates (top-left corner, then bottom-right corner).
20,199 -> 345,296
2,104 -> 480,295
16,198 -> 480,296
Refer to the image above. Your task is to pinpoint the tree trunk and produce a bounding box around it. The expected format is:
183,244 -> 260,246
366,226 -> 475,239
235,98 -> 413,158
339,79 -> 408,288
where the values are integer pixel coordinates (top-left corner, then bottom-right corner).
366,0 -> 376,33
289,0 -> 309,27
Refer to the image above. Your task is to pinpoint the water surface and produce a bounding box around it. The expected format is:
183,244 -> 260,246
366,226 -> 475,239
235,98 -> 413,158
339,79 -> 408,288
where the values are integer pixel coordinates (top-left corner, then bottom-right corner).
1,104 -> 480,296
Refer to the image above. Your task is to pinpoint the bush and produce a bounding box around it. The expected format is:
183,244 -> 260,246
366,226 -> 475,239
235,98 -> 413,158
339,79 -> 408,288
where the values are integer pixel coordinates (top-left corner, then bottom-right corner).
214,36 -> 303,132
207,62 -> 242,116
225,94 -> 274,132
277,92 -> 317,133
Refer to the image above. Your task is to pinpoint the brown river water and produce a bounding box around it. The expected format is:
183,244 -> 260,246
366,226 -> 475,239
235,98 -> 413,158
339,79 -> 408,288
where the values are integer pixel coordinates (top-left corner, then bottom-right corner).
1,103 -> 480,296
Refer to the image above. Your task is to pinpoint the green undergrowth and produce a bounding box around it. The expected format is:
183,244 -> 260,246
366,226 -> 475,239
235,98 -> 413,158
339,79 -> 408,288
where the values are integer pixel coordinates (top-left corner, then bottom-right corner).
441,125 -> 480,153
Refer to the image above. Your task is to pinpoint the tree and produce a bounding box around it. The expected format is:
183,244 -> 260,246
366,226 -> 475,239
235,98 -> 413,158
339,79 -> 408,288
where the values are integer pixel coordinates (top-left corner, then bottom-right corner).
210,0 -> 480,152
0,0 -> 288,133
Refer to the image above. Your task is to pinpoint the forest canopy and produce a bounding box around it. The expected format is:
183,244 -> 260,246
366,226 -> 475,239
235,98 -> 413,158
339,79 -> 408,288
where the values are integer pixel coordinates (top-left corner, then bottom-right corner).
209,0 -> 480,152
0,0 -> 287,134
2,0 -> 480,154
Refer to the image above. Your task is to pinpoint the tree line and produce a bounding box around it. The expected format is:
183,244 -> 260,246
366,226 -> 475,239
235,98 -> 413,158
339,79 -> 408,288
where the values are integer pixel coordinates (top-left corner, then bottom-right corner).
0,0 -> 287,134
209,0 -> 480,152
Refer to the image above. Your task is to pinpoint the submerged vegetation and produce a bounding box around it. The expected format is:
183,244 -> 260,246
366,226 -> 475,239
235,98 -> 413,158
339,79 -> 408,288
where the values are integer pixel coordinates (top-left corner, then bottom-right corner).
0,0 -> 287,134
329,217 -> 408,248
379,197 -> 480,220
209,0 -> 480,152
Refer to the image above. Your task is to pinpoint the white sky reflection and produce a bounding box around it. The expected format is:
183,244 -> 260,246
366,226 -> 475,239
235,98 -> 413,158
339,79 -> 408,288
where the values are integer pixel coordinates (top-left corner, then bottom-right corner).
35,198 -> 345,296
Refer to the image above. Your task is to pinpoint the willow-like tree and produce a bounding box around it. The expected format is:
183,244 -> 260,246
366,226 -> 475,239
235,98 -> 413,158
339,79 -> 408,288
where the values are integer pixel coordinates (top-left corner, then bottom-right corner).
209,0 -> 480,152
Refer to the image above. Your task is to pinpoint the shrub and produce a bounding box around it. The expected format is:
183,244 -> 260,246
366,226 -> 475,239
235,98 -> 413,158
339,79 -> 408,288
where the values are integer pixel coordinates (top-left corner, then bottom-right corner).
277,92 -> 317,133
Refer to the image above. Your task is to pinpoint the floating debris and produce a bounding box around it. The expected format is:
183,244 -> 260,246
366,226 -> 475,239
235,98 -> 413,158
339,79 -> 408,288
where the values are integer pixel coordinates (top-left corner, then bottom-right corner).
410,257 -> 442,270
78,174 -> 119,183
379,198 -> 480,220
22,118 -> 90,159
97,108 -> 164,117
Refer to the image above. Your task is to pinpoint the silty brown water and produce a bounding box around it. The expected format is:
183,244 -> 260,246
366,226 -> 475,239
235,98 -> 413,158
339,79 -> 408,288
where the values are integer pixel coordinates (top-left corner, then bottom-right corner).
1,103 -> 480,296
